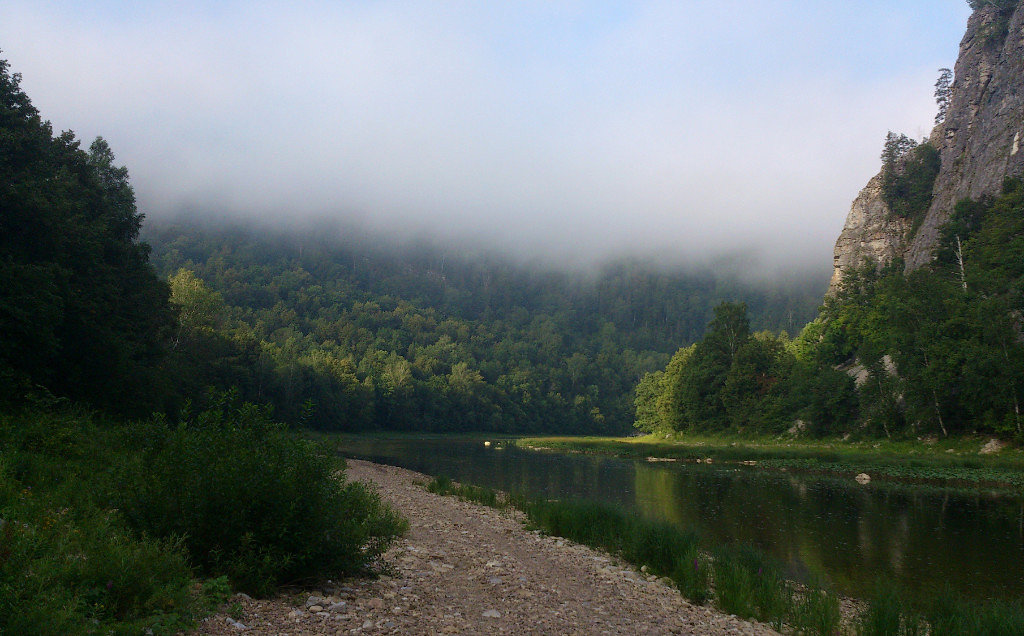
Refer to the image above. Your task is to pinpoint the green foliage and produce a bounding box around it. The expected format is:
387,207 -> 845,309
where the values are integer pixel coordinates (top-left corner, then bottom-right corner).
925,586 -> 1024,635
711,546 -> 791,628
637,179 -> 1024,442
637,301 -> 858,437
670,548 -> 712,605
859,579 -> 925,636
968,0 -> 1019,9
145,219 -> 826,434
517,434 -> 1024,490
0,409 -> 197,634
0,58 -> 171,415
880,134 -> 941,230
632,370 -> 666,433
119,393 -> 407,595
934,68 -> 953,125
857,577 -> 1024,636
425,475 -> 503,508
790,589 -> 842,636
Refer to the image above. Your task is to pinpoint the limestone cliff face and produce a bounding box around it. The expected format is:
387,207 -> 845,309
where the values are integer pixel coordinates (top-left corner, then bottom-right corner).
827,176 -> 910,294
829,3 -> 1024,292
907,3 -> 1024,268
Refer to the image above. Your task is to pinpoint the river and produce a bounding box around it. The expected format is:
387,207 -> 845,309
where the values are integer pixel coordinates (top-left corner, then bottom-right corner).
337,436 -> 1024,601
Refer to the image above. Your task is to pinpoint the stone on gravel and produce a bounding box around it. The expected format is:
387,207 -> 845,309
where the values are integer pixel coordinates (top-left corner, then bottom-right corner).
192,459 -> 780,636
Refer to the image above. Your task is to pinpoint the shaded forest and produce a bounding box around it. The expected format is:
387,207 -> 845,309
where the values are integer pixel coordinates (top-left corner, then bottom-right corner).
143,219 -> 827,433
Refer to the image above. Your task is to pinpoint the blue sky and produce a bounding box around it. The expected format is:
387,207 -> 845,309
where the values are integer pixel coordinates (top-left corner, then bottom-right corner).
0,1 -> 973,270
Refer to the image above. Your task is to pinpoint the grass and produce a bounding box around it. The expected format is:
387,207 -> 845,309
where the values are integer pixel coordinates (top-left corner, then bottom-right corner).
423,475 -> 833,632
515,433 -> 1024,491
425,475 -> 504,508
858,582 -> 1024,636
424,473 -> 1024,636
711,545 -> 792,629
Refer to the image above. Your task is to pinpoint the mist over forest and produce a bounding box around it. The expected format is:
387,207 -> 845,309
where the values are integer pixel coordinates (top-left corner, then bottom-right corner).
0,1 -> 972,273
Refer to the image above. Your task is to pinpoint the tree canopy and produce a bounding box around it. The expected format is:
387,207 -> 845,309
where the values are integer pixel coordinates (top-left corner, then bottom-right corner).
0,58 -> 171,414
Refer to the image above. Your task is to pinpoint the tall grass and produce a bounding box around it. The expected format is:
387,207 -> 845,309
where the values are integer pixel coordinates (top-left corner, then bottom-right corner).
859,581 -> 1024,636
711,546 -> 791,628
424,474 -> 1024,636
426,475 -> 503,508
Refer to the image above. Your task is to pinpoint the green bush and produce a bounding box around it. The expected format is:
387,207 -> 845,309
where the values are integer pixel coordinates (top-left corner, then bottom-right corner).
0,462 -> 194,635
119,398 -> 407,595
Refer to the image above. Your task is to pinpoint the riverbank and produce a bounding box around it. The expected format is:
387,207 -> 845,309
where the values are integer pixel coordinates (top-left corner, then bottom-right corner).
196,459 -> 777,635
515,433 -> 1024,491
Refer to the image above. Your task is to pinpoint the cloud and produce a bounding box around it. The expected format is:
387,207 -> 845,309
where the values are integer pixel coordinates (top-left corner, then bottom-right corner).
0,1 -> 972,270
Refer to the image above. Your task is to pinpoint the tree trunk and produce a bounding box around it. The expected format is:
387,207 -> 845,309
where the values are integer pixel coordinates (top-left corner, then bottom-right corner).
933,389 -> 949,437
876,375 -> 891,439
955,234 -> 967,292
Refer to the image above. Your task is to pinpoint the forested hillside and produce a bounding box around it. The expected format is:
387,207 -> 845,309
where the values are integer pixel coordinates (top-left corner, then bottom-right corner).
144,219 -> 826,433
636,178 -> 1024,441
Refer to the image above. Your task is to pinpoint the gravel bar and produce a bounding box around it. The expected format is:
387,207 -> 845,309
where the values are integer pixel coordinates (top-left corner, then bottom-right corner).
194,459 -> 779,635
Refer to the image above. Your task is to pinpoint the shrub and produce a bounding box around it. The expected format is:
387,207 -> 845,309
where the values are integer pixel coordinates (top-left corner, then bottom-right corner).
119,398 -> 406,595
0,463 -> 194,635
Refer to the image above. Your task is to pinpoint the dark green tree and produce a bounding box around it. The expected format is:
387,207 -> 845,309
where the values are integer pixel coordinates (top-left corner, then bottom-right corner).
0,57 -> 171,413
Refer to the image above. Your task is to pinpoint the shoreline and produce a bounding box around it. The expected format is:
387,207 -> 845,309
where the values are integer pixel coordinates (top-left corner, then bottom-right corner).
195,459 -> 778,635
514,434 -> 1024,492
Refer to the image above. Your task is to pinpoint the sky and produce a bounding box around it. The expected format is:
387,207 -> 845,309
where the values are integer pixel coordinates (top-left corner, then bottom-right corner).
0,1 -> 973,271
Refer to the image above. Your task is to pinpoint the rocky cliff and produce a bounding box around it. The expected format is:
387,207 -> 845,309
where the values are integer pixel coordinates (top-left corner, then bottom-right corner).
829,3 -> 1024,294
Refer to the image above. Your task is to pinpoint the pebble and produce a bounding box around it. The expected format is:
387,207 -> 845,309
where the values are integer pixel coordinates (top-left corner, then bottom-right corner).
196,460 -> 781,636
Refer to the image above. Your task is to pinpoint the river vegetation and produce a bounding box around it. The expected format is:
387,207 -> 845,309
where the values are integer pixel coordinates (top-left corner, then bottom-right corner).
424,474 -> 1024,635
515,434 -> 1024,491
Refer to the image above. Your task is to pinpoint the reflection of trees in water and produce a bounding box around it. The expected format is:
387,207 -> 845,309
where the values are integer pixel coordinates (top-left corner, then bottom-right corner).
341,438 -> 1024,601
629,461 -> 1024,600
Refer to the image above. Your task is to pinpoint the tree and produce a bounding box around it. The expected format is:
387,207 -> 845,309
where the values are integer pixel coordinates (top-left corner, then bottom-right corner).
633,370 -> 665,433
934,68 -> 953,125
0,57 -> 171,413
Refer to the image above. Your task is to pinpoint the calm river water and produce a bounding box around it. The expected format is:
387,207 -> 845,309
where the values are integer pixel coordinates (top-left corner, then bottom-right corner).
337,437 -> 1024,601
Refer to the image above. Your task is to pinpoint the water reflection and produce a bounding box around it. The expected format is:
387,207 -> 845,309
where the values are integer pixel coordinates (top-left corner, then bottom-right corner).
337,437 -> 1024,600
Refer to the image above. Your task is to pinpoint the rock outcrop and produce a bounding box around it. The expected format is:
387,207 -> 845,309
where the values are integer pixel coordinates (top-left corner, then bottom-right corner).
827,176 -> 910,294
829,3 -> 1024,293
